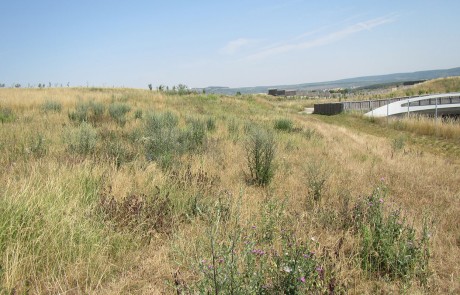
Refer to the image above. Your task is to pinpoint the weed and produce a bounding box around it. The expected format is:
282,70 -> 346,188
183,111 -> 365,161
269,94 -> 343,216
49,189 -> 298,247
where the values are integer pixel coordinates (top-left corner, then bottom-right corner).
98,190 -> 174,237
245,127 -> 276,186
392,135 -> 406,152
227,118 -> 239,136
192,213 -> 337,294
304,128 -> 320,140
181,118 -> 207,152
274,118 -> 293,132
28,134 -> 47,158
306,161 -> 328,203
41,100 -> 62,113
356,185 -> 431,282
105,140 -> 135,168
134,109 -> 143,119
206,117 -> 216,132
0,107 -> 14,123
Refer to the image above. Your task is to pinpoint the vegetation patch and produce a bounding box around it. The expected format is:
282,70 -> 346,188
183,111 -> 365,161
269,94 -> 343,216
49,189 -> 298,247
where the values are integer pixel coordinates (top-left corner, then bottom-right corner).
245,127 -> 276,186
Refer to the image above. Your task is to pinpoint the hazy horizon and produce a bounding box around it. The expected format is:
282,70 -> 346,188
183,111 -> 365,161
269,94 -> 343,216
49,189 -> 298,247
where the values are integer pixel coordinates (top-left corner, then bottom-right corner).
1,0 -> 460,89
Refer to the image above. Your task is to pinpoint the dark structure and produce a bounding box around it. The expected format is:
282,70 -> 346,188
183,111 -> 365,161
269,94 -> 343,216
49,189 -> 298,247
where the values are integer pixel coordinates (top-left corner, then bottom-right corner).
268,89 -> 297,96
313,103 -> 344,115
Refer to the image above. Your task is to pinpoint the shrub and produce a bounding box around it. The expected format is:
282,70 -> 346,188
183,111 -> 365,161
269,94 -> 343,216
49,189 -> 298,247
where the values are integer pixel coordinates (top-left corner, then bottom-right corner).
68,101 -> 105,124
245,127 -> 276,186
65,122 -> 97,155
274,118 -> 293,132
144,111 -> 180,168
41,100 -> 62,113
109,102 -> 131,126
144,112 -> 209,169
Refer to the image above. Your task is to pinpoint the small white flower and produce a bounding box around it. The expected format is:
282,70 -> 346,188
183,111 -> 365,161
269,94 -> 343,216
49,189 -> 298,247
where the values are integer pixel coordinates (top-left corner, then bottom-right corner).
283,266 -> 292,273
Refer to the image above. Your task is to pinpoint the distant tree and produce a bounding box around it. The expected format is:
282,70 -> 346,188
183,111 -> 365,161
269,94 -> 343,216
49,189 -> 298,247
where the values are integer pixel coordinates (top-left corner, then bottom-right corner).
38,83 -> 42,88
67,82 -> 70,87
157,85 -> 165,92
236,91 -> 242,96
48,82 -> 51,88
148,84 -> 153,91
0,83 -> 5,88
14,83 -> 21,88
202,88 -> 206,94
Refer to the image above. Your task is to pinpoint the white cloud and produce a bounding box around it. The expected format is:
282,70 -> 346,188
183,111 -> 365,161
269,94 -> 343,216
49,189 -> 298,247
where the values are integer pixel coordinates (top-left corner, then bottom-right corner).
220,38 -> 258,55
246,15 -> 396,60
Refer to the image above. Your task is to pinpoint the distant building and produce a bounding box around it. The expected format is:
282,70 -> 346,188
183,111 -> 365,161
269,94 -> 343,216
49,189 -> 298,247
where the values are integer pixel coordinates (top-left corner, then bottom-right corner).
268,89 -> 296,96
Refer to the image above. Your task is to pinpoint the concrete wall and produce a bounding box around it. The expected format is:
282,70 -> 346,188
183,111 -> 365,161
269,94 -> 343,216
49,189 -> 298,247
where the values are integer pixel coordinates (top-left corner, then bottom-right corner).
313,103 -> 344,115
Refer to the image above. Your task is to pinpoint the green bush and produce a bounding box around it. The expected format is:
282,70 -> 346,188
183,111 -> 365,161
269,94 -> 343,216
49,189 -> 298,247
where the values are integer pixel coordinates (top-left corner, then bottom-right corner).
245,127 -> 276,186
109,102 -> 131,126
274,118 -> 293,132
144,112 -> 208,169
68,101 -> 105,124
144,111 -> 180,168
41,100 -> 62,113
65,122 -> 97,155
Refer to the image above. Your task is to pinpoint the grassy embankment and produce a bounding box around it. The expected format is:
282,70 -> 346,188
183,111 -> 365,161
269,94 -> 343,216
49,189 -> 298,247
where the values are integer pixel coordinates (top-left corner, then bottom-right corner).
0,87 -> 459,294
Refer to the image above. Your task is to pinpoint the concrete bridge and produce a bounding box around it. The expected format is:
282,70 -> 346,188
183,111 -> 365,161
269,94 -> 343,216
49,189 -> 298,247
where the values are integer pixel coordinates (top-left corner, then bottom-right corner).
313,93 -> 460,117
364,93 -> 460,117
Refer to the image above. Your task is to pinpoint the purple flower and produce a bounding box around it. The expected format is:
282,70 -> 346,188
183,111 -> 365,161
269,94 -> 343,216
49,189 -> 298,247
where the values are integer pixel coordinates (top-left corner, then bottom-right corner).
251,225 -> 256,229
300,276 -> 306,283
379,198 -> 384,203
316,266 -> 324,280
380,177 -> 385,182
251,249 -> 265,256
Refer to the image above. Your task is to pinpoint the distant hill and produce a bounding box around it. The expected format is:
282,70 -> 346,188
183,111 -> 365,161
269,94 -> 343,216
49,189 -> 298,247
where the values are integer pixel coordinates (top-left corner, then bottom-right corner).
200,67 -> 460,95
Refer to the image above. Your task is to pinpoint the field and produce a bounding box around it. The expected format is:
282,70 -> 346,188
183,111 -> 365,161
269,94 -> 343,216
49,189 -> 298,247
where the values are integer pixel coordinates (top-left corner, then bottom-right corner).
0,87 -> 459,294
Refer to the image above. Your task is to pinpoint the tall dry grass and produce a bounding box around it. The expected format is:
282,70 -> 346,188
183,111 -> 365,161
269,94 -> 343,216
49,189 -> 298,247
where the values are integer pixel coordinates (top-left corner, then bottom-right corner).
0,88 -> 458,294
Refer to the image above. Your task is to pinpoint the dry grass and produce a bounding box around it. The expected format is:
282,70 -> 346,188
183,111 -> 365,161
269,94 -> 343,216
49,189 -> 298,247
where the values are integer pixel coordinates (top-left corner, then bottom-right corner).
0,88 -> 458,294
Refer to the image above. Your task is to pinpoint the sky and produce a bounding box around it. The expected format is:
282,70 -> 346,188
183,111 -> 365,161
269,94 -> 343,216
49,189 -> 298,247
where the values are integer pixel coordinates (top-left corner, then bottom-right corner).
1,0 -> 460,89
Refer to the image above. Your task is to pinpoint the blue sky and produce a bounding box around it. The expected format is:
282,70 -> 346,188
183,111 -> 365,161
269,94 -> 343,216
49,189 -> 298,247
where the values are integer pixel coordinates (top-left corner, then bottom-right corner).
1,0 -> 460,88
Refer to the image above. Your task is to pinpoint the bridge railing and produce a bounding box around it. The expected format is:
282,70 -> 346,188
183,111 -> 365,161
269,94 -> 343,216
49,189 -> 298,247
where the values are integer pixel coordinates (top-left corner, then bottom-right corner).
402,95 -> 460,107
342,97 -> 408,112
